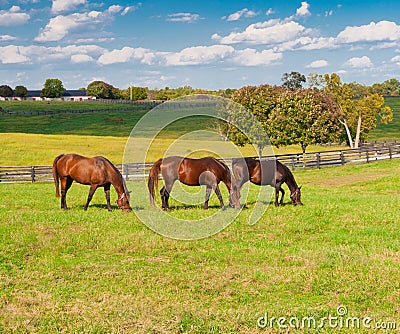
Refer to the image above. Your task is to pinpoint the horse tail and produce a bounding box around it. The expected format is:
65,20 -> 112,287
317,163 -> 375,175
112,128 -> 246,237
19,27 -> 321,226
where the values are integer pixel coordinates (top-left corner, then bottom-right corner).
52,154 -> 64,197
148,158 -> 162,205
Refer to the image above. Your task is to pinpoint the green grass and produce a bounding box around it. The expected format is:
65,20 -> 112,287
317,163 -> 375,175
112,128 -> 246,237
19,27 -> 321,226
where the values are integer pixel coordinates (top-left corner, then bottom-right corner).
0,100 -> 137,112
369,97 -> 400,140
1,159 -> 399,333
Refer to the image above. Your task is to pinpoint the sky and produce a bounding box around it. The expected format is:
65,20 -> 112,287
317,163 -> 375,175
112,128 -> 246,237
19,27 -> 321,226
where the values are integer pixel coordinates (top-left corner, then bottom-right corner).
0,0 -> 399,90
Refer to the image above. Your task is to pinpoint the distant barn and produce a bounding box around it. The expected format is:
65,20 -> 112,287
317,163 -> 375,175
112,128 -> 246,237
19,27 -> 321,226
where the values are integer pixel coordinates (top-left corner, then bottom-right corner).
1,90 -> 95,101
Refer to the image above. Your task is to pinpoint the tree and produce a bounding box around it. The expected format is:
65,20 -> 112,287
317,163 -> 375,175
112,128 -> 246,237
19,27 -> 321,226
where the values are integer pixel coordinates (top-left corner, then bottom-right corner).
41,78 -> 65,98
14,85 -> 29,98
323,73 -> 393,148
268,89 -> 341,154
228,85 -> 284,156
121,86 -> 148,101
0,85 -> 14,98
87,81 -> 120,99
281,71 -> 306,90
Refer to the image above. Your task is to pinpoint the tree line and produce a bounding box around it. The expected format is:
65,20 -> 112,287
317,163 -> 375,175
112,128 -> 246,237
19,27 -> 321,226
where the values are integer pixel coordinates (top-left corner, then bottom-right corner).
221,72 -> 393,154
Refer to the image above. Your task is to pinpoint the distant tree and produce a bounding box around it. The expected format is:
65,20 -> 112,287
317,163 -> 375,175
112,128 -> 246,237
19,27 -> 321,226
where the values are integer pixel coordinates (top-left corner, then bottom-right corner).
307,72 -> 324,90
87,81 -> 120,99
281,71 -> 306,90
0,85 -> 14,98
268,89 -> 342,154
121,86 -> 148,101
40,78 -> 65,98
14,85 -> 29,98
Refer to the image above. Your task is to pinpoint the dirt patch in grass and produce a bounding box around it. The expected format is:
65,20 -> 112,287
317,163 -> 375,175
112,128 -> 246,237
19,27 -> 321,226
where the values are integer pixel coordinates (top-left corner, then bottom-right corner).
314,173 -> 389,186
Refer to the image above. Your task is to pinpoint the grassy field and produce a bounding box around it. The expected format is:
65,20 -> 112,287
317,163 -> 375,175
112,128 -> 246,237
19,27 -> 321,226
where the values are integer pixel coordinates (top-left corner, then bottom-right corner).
369,97 -> 400,140
0,159 -> 399,333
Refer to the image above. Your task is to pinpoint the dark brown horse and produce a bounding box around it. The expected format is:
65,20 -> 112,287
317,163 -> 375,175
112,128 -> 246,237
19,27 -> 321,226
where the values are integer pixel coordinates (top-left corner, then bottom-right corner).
52,154 -> 131,211
148,156 -> 240,210
232,157 -> 302,206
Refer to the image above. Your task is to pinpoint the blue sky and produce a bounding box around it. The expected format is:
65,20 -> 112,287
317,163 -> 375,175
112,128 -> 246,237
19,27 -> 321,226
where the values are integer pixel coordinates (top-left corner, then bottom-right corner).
0,0 -> 399,90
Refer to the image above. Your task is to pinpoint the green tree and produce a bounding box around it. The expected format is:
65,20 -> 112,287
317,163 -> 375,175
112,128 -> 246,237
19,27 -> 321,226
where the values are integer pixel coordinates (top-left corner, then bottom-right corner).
87,81 -> 120,99
227,85 -> 284,155
0,85 -> 14,98
268,89 -> 341,154
281,71 -> 306,90
121,86 -> 148,101
14,85 -> 29,98
323,73 -> 393,148
40,78 -> 65,98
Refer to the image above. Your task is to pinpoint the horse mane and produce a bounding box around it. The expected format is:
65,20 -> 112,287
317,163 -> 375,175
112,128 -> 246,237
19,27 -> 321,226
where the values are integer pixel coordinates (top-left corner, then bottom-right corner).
96,156 -> 130,199
277,160 -> 298,191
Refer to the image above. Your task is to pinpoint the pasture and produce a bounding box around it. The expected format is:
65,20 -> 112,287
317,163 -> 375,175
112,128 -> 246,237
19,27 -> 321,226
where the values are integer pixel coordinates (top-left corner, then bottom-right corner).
1,159 -> 399,333
1,98 -> 399,332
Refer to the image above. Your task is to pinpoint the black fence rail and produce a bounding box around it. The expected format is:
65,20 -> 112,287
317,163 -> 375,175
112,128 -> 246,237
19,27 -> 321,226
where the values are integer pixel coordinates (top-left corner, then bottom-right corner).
1,143 -> 399,183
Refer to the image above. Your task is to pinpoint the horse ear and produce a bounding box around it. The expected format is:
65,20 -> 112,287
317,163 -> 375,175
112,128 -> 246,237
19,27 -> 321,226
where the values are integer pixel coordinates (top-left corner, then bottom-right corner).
299,185 -> 302,190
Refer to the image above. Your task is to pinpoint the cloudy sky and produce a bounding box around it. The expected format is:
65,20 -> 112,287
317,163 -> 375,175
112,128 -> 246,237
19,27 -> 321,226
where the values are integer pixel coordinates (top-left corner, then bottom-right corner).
0,0 -> 399,90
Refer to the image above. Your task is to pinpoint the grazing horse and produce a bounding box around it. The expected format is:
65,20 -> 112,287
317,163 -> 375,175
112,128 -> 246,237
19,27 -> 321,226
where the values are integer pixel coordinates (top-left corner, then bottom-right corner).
147,156 -> 240,210
52,154 -> 131,211
232,157 -> 302,206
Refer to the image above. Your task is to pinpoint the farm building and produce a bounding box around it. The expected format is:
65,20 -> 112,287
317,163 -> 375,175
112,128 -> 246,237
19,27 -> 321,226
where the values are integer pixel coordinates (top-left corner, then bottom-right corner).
1,90 -> 95,101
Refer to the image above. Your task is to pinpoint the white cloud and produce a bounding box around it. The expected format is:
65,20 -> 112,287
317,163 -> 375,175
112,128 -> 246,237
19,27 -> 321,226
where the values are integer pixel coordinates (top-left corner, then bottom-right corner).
98,47 -> 156,65
0,6 -> 30,26
232,48 -> 282,66
35,6 -> 119,42
51,0 -> 86,14
212,19 -> 306,45
265,8 -> 274,16
167,13 -> 200,23
391,55 -> 400,65
296,2 -> 311,17
71,54 -> 94,63
0,35 -> 17,41
0,44 -> 104,64
121,5 -> 141,16
337,21 -> 400,43
0,45 -> 30,64
165,45 -> 234,66
225,8 -> 257,21
306,59 -> 329,68
343,56 -> 372,68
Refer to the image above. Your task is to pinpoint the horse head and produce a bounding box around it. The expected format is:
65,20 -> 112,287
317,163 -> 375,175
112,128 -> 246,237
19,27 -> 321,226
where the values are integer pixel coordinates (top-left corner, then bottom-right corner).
290,186 -> 303,206
116,192 -> 132,212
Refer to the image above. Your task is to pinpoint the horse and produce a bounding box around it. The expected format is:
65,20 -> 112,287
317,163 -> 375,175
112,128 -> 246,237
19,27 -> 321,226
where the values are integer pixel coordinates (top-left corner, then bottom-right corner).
232,157 -> 302,206
147,156 -> 240,210
52,154 -> 131,211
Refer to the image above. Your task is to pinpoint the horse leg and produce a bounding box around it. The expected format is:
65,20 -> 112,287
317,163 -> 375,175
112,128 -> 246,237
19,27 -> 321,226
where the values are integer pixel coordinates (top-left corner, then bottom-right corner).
214,184 -> 225,210
204,185 -> 212,209
279,187 -> 285,205
104,183 -> 112,211
84,184 -> 98,211
60,177 -> 73,210
160,181 -> 174,210
274,185 -> 280,207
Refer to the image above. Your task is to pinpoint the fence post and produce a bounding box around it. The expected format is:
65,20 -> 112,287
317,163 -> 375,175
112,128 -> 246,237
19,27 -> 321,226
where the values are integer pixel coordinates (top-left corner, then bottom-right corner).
316,153 -> 321,169
389,145 -> 393,159
124,164 -> 129,181
31,166 -> 35,183
340,151 -> 345,165
366,150 -> 369,163
291,157 -> 295,171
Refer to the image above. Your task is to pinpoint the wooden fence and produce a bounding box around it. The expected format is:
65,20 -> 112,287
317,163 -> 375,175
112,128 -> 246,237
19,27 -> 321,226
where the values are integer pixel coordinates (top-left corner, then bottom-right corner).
1,143 -> 399,183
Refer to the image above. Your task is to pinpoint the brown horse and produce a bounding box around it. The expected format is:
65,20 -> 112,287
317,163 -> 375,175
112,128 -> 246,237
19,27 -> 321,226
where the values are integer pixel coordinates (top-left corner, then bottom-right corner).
52,154 -> 131,211
148,156 -> 240,210
232,157 -> 302,206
